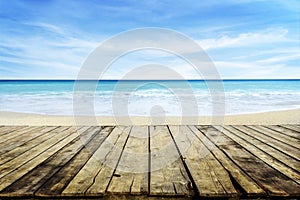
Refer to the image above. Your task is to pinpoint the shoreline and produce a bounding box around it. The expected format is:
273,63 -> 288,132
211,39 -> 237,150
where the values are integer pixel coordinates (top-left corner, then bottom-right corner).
0,109 -> 299,125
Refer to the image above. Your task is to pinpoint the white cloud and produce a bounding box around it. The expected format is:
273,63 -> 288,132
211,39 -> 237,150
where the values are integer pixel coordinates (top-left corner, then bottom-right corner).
257,54 -> 300,64
194,27 -> 299,79
198,28 -> 290,50
0,21 -> 298,79
22,22 -> 65,35
231,47 -> 300,60
214,60 -> 300,79
215,61 -> 256,69
0,21 -> 103,78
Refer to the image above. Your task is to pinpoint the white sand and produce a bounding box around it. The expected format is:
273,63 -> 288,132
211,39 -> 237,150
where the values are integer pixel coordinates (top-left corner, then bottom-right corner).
0,109 -> 299,125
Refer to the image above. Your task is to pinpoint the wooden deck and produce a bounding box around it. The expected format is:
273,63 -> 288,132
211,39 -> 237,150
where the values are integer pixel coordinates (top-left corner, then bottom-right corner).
0,125 -> 299,199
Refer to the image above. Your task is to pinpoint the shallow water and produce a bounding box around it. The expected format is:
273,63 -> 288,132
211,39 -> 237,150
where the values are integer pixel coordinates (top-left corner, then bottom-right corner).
0,80 -> 299,116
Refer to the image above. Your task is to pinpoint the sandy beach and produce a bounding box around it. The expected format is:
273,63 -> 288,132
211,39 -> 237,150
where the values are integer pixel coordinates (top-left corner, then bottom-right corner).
0,109 -> 299,126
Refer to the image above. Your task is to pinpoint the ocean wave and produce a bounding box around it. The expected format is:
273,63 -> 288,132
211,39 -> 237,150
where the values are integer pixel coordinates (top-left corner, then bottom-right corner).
1,80 -> 299,116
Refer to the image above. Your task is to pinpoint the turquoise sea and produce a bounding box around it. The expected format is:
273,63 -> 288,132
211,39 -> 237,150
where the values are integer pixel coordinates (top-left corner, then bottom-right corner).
0,80 -> 299,116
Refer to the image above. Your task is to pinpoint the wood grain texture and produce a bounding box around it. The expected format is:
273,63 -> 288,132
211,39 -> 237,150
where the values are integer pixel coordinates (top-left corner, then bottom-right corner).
0,125 -> 299,199
280,124 -> 300,133
205,126 -> 300,197
150,126 -> 192,196
0,126 -> 62,164
63,126 -> 131,196
0,126 -> 42,144
0,126 -> 92,195
107,126 -> 148,195
249,125 -> 300,149
169,125 -> 238,198
35,126 -> 114,197
235,125 -> 299,161
215,125 -> 300,184
0,126 -> 27,137
192,125 -> 266,197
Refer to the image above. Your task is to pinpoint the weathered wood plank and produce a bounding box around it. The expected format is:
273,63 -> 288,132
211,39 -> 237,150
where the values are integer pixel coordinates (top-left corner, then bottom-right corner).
0,125 -> 299,199
221,126 -> 300,173
0,126 -> 42,144
169,125 -> 237,198
280,125 -> 300,133
249,125 -> 300,149
0,126 -> 69,165
0,126 -> 101,196
203,126 -> 300,196
0,126 -> 75,179
234,126 -> 299,161
0,126 -> 90,193
265,125 -> 299,139
35,126 -> 114,197
149,126 -> 192,196
0,126 -> 27,137
191,125 -> 266,197
0,126 -> 60,159
0,126 -> 51,151
215,125 -> 300,184
70,126 -> 131,196
107,126 -> 148,195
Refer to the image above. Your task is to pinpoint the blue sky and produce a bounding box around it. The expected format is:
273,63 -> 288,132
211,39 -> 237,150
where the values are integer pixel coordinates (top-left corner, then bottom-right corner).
0,0 -> 299,79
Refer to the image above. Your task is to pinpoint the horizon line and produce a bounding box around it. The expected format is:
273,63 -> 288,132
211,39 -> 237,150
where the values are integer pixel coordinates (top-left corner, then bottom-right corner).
0,78 -> 299,81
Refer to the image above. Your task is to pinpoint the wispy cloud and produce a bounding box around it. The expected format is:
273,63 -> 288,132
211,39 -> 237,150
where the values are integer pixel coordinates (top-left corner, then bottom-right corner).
215,61 -> 300,79
22,22 -> 65,35
198,28 -> 290,50
0,21 -> 102,78
257,54 -> 300,64
0,0 -> 299,79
